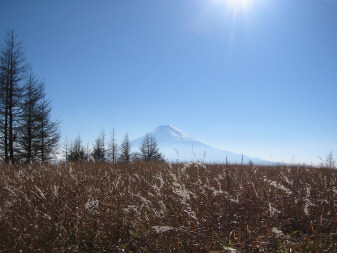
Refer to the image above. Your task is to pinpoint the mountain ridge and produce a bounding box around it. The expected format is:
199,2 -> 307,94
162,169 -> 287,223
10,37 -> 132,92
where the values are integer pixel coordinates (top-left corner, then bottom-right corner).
131,125 -> 269,164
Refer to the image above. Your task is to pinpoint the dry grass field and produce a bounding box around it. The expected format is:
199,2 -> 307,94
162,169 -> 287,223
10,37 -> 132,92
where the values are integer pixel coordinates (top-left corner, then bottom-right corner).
0,162 -> 336,252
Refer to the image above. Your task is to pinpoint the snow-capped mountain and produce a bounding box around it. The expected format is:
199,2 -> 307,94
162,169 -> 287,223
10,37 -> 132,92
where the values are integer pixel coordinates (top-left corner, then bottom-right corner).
131,125 -> 268,164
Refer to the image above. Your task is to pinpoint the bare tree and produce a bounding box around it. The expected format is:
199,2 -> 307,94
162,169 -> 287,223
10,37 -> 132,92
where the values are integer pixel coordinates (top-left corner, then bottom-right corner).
17,68 -> 43,163
324,152 -> 336,169
119,133 -> 131,162
140,133 -> 163,161
85,142 -> 91,161
35,87 -> 60,163
62,136 -> 69,162
0,30 -> 27,163
0,31 -> 59,163
92,130 -> 106,161
107,128 -> 118,163
67,135 -> 86,161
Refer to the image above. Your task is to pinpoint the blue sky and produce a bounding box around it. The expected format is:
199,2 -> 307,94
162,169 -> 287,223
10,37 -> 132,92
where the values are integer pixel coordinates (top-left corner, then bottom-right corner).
1,0 -> 336,164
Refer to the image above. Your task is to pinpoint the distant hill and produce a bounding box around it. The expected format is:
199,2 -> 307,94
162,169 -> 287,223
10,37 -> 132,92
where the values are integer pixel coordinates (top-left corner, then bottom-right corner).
131,125 -> 269,164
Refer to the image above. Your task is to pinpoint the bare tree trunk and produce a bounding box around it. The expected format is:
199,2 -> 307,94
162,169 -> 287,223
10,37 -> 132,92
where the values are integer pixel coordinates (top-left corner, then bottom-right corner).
9,89 -> 14,162
4,97 -> 8,162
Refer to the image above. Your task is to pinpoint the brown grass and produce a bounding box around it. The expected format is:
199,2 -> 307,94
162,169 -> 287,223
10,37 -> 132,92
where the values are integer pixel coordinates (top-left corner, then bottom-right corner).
0,162 -> 336,252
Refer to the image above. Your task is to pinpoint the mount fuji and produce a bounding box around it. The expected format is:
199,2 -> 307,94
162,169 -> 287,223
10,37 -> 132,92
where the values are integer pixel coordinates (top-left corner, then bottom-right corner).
131,125 -> 268,164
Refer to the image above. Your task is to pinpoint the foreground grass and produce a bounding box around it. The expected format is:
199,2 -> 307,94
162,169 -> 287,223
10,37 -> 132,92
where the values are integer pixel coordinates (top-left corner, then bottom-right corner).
0,162 -> 336,252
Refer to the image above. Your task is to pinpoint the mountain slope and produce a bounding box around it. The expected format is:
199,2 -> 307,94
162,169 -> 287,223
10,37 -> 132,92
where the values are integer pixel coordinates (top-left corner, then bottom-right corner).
131,125 -> 268,164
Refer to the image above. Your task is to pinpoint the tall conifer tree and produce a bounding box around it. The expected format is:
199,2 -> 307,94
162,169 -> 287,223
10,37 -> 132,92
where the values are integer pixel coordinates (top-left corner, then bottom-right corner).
0,31 -> 27,163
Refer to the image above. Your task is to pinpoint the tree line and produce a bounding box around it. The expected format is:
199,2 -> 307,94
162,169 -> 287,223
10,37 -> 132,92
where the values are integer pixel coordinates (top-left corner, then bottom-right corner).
0,31 -> 162,165
65,131 -> 163,163
0,31 -> 60,163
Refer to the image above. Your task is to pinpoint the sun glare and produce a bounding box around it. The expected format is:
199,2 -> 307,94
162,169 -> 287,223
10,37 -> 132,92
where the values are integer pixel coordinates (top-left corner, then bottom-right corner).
227,0 -> 251,8
213,0 -> 253,11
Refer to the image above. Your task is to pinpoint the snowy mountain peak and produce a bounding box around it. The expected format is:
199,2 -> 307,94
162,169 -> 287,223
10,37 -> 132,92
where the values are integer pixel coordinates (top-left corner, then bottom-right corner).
151,125 -> 191,141
131,125 -> 269,164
